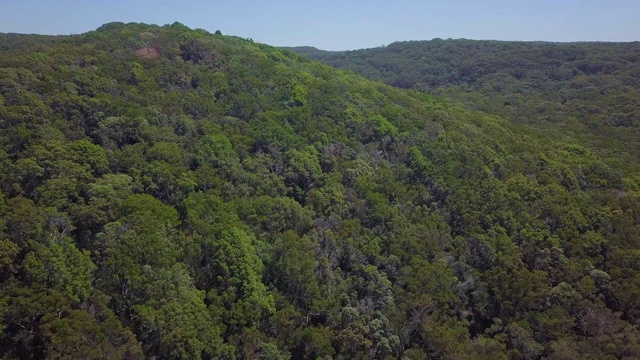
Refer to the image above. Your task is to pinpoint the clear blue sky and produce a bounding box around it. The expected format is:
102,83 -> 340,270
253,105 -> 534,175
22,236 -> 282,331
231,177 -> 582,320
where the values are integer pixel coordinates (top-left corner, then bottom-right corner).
0,0 -> 638,50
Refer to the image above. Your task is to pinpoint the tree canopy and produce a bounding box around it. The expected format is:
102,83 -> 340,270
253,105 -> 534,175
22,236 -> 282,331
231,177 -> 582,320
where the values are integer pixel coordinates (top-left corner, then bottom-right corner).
1,23 -> 640,359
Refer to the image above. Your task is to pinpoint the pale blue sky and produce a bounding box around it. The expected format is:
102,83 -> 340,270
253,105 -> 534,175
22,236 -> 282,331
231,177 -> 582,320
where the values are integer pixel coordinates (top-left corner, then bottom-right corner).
0,0 -> 638,50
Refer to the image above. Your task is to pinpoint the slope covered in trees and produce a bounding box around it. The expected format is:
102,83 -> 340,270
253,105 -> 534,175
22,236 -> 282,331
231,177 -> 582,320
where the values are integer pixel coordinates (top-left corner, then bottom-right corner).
287,40 -> 640,178
1,23 -> 640,359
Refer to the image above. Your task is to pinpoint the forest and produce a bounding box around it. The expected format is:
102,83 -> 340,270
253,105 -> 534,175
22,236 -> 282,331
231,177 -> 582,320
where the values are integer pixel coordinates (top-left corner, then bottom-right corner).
1,22 -> 640,359
288,40 -> 640,176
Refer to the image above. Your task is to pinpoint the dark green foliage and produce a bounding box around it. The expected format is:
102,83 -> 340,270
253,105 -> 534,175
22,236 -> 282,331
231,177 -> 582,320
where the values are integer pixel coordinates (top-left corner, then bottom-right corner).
0,23 -> 639,359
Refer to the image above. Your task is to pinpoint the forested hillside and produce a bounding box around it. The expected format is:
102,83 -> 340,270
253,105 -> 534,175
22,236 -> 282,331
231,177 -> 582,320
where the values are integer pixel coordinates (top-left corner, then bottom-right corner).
1,23 -> 640,359
287,40 -> 640,177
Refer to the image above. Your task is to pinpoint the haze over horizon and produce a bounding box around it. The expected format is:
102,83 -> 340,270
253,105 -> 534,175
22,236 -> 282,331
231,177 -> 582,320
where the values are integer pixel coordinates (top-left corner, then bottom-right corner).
1,0 -> 638,51
2,5 -> 640,359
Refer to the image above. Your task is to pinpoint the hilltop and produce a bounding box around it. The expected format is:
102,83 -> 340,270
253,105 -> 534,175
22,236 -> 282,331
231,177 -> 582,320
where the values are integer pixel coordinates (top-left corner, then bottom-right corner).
1,23 -> 640,359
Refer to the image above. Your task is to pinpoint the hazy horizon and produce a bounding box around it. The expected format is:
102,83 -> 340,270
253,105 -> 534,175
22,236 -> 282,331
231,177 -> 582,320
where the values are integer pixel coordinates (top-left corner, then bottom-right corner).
1,0 -> 638,51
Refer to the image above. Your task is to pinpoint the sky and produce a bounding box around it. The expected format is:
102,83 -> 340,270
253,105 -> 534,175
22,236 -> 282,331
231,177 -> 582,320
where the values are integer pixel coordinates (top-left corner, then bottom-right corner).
0,0 -> 638,51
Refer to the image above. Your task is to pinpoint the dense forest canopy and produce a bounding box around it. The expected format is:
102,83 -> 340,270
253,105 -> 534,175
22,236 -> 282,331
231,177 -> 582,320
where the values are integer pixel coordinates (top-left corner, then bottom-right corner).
287,39 -> 640,178
1,22 -> 640,359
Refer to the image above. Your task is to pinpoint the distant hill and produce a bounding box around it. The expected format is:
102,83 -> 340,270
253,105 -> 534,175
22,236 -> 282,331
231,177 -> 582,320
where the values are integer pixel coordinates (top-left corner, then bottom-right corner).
288,39 -> 640,90
287,39 -> 640,176
2,23 -> 640,359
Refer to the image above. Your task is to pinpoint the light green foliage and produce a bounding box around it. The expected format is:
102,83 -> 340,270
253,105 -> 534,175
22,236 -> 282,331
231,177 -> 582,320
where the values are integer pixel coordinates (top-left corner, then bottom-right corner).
121,193 -> 179,227
284,146 -> 322,192
287,84 -> 308,107
70,140 -> 109,175
206,228 -> 274,326
88,174 -> 133,199
195,133 -> 240,177
131,264 -> 228,359
22,237 -> 96,303
370,114 -> 398,137
185,191 -> 274,335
